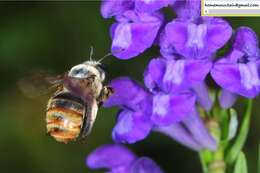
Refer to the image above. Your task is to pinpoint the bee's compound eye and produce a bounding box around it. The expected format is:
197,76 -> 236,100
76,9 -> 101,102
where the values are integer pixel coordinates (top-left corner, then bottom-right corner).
97,64 -> 106,72
96,64 -> 106,81
69,64 -> 89,78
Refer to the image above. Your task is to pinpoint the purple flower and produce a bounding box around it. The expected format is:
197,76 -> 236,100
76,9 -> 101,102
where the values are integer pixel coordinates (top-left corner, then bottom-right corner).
104,77 -> 216,151
101,0 -> 174,18
104,77 -> 196,142
144,57 -> 213,112
104,77 -> 154,143
144,57 -> 216,149
103,77 -> 152,111
154,108 -> 217,151
151,91 -> 196,126
160,17 -> 232,59
112,109 -> 154,143
144,57 -> 212,93
100,0 -> 218,151
110,11 -> 163,59
211,27 -> 260,103
87,144 -> 163,173
101,0 -> 165,59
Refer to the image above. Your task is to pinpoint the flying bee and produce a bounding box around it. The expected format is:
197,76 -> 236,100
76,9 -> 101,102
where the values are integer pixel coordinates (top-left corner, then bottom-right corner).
19,55 -> 114,143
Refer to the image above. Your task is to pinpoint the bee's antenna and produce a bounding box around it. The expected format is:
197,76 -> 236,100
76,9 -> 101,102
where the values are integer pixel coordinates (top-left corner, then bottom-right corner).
89,46 -> 94,61
98,52 -> 113,63
97,49 -> 123,63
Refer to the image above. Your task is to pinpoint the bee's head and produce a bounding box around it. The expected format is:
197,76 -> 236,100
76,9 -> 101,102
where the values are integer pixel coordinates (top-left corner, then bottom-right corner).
68,61 -> 106,81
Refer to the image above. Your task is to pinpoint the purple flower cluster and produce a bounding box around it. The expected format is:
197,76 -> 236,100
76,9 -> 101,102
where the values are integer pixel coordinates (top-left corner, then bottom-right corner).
88,1 -> 260,172
86,0 -> 260,172
101,0 -> 231,150
87,144 -> 163,173
101,0 -> 260,102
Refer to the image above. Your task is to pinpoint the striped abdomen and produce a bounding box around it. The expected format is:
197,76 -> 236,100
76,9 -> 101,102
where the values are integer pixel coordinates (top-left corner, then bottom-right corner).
46,93 -> 85,143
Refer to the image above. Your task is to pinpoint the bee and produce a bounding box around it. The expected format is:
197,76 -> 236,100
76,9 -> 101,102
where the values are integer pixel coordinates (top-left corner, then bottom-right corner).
19,56 -> 113,143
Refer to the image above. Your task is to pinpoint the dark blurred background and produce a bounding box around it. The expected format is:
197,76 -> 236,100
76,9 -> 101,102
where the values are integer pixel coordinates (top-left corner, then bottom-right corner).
0,2 -> 259,173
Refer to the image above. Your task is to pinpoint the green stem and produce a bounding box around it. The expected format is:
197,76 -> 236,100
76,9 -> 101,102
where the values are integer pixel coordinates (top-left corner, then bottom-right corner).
199,98 -> 253,173
199,152 -> 208,173
225,99 -> 253,165
199,148 -> 226,173
208,148 -> 226,173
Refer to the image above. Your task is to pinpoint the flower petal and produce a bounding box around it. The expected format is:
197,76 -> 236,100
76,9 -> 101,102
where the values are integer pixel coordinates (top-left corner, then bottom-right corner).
219,89 -> 237,109
103,77 -> 151,111
101,0 -> 134,18
111,12 -> 163,59
185,59 -> 212,85
192,82 -> 213,111
87,144 -> 136,171
172,0 -> 201,20
135,0 -> 174,13
152,92 -> 196,126
159,31 -> 176,59
206,18 -> 233,56
154,123 -> 203,151
144,58 -> 166,92
211,58 -> 260,98
162,59 -> 186,92
233,27 -> 259,57
182,109 -> 217,151
164,20 -> 188,56
130,157 -> 163,173
162,59 -> 212,92
164,18 -> 232,59
112,110 -> 153,143
144,58 -> 212,93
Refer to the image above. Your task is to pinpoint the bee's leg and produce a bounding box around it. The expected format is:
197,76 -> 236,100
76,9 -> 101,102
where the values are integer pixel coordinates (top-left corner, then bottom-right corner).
97,86 -> 114,106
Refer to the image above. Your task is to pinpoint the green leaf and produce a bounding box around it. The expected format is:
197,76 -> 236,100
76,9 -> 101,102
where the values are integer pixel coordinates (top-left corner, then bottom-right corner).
233,152 -> 248,173
225,99 -> 253,165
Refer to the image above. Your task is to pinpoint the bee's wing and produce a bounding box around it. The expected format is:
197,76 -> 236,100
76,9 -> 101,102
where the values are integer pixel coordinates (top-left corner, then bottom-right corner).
18,73 -> 65,98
